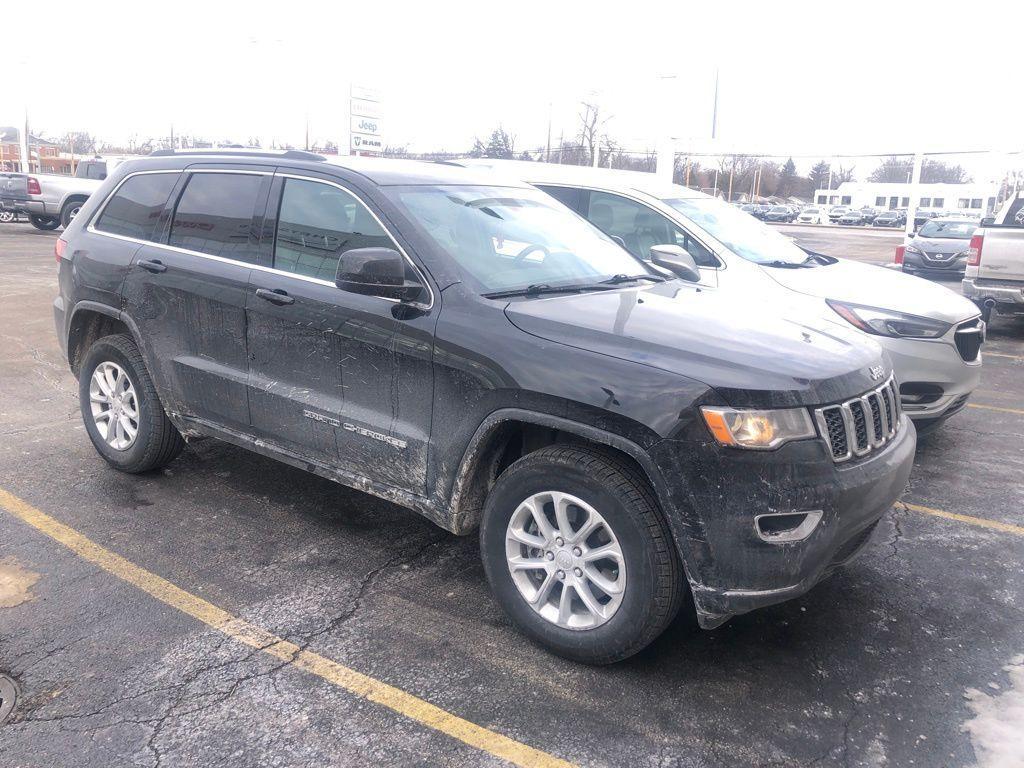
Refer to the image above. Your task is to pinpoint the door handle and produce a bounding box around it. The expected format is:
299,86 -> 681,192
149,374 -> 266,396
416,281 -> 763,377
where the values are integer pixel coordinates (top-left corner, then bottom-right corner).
137,259 -> 167,274
255,288 -> 295,306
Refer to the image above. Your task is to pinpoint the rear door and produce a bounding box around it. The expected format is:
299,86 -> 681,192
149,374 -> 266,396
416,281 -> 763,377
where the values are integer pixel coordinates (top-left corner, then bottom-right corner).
121,167 -> 271,431
245,171 -> 436,494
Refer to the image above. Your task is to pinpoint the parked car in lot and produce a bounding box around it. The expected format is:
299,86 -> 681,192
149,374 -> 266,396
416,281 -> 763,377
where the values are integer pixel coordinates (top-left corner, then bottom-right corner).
764,205 -> 796,222
873,210 -> 906,228
457,160 -> 984,434
827,206 -> 850,223
898,218 -> 978,278
913,210 -> 937,229
796,206 -> 828,224
838,210 -> 868,226
962,193 -> 1024,322
0,171 -> 102,229
55,150 -> 917,663
858,207 -> 879,223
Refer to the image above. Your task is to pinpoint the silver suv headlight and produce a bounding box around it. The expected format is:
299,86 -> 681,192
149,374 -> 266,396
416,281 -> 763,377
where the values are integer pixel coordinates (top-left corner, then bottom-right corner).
827,299 -> 952,339
700,406 -> 816,449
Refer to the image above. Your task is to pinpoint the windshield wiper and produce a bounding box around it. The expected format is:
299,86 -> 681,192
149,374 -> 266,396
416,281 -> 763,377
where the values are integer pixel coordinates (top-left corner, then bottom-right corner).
764,259 -> 815,269
599,273 -> 666,284
482,282 -> 619,299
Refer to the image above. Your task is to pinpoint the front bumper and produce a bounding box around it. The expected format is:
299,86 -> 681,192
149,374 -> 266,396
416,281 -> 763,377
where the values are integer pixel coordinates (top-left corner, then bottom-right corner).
652,420 -> 916,627
878,329 -> 982,419
902,250 -> 968,275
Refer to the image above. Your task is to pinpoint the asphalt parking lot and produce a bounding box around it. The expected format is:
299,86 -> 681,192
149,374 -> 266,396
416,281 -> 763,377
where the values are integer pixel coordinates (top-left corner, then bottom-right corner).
1,223 -> 1022,768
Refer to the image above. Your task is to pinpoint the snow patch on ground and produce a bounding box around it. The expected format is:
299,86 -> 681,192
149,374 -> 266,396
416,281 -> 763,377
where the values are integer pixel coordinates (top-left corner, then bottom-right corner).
962,654 -> 1024,768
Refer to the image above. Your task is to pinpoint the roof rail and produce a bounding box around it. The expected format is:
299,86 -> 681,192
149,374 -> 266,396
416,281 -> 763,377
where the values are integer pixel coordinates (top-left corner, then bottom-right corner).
148,149 -> 326,162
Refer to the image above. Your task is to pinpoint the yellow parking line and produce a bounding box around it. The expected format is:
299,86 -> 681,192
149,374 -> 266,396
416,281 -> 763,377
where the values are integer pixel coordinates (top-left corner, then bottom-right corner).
967,403 -> 1024,416
984,352 -> 1024,362
903,502 -> 1024,537
0,488 -> 574,768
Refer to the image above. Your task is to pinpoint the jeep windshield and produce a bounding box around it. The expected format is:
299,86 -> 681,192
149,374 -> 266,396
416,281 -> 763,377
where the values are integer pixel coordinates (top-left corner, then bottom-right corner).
662,197 -> 812,266
386,185 -> 658,294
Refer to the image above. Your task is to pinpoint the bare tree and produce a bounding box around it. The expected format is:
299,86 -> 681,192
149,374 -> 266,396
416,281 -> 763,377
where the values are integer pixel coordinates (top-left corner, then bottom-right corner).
55,132 -> 97,155
577,102 -> 608,165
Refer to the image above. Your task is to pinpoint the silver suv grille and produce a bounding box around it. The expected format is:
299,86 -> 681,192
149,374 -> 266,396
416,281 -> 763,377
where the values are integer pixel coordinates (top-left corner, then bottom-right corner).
814,377 -> 901,463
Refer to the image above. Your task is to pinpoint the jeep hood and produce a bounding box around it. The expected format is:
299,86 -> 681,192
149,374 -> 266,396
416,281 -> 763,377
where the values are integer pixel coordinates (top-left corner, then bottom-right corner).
504,282 -> 887,408
760,257 -> 979,324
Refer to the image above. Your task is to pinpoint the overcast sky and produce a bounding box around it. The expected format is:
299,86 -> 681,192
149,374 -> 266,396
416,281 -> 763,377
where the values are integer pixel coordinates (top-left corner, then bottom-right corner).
6,1 -> 1023,178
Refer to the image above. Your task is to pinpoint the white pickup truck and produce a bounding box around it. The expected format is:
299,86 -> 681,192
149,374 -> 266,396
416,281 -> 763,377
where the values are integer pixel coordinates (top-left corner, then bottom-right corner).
0,157 -> 133,230
962,193 -> 1024,322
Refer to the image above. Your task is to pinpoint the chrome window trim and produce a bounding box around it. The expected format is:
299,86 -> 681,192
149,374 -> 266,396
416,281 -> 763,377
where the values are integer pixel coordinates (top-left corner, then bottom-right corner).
86,168 -> 435,310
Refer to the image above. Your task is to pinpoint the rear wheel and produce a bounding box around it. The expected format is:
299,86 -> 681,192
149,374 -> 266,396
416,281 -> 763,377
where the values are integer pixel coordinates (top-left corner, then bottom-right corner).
79,334 -> 184,473
60,200 -> 84,228
480,444 -> 684,664
29,215 -> 60,231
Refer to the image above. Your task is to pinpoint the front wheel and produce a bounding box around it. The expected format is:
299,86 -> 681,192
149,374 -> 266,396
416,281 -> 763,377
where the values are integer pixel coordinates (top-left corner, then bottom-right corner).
480,444 -> 685,664
29,215 -> 60,230
79,334 -> 184,473
0,210 -> 14,223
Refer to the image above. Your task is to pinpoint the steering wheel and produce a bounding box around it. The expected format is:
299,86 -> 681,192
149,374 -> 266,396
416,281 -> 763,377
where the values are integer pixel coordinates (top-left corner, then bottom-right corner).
514,244 -> 550,262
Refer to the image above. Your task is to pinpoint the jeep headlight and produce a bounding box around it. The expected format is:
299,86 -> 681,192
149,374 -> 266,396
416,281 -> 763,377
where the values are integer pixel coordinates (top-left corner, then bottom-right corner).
701,407 -> 815,450
827,299 -> 951,339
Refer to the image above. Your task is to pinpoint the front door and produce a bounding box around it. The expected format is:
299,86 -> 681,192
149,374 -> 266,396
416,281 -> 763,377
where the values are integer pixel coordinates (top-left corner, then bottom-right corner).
245,173 -> 435,495
121,168 -> 270,431
582,190 -> 719,288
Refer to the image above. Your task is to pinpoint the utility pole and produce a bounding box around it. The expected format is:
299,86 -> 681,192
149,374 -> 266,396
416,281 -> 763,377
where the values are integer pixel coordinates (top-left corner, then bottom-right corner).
545,102 -> 552,163
727,155 -> 736,202
20,110 -> 30,174
904,152 -> 924,239
711,67 -> 719,140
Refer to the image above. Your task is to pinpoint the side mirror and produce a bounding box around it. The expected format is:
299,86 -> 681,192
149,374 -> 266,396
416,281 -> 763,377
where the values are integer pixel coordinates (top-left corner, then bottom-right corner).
649,244 -> 701,282
981,217 -> 995,226
336,248 -> 423,302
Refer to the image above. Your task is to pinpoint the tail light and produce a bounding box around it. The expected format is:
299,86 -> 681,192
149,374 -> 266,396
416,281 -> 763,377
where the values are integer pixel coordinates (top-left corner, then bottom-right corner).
27,177 -> 41,195
967,234 -> 983,266
54,237 -> 67,262
894,245 -> 905,265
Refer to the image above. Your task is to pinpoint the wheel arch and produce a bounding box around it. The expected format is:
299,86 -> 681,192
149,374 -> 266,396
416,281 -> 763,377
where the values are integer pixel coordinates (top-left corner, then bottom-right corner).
66,302 -> 146,377
447,408 -> 672,537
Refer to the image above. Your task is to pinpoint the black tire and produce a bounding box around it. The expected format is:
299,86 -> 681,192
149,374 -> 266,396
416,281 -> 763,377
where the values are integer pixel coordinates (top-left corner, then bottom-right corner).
29,214 -> 60,231
60,199 -> 85,228
78,334 -> 184,473
480,443 -> 684,664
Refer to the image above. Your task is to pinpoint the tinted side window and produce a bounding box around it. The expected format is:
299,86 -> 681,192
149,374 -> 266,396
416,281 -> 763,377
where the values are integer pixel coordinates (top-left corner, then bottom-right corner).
168,173 -> 263,261
273,178 -> 396,281
535,184 -> 582,212
95,173 -> 178,241
586,191 -> 718,267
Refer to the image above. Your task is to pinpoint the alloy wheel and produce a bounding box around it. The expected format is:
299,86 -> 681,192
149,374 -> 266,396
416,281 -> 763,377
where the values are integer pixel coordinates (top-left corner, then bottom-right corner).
89,362 -> 140,451
505,491 -> 626,630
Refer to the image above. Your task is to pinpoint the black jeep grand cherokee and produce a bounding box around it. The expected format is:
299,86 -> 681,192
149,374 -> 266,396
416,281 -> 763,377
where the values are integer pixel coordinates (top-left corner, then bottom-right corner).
53,151 -> 915,663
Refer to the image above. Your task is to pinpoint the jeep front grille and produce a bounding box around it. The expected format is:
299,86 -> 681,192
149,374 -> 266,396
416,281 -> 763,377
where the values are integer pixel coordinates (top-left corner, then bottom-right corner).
814,377 -> 901,463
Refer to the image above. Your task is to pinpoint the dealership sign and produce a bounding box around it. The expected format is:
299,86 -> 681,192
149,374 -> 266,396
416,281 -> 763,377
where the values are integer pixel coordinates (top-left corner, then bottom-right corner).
351,116 -> 381,136
351,134 -> 384,152
350,98 -> 380,119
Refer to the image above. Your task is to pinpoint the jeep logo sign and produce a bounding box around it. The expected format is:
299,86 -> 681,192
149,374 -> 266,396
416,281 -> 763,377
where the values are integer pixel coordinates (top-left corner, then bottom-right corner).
351,116 -> 381,136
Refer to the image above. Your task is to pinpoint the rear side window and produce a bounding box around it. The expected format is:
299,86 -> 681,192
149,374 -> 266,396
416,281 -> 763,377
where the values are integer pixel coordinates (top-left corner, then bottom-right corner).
168,173 -> 264,260
94,173 -> 178,241
535,184 -> 582,212
272,178 -> 396,281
